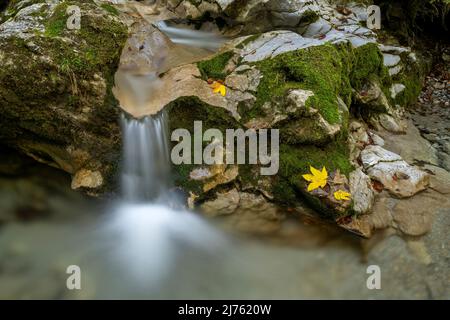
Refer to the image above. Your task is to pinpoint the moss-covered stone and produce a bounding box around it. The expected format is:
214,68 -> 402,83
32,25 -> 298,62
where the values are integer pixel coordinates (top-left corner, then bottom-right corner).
277,140 -> 354,214
197,51 -> 233,80
168,38 -> 396,217
0,0 -> 128,194
350,43 -> 388,91
243,44 -> 352,126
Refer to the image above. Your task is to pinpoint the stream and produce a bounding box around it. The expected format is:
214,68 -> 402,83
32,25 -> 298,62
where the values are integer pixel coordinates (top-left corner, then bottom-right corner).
0,3 -> 448,300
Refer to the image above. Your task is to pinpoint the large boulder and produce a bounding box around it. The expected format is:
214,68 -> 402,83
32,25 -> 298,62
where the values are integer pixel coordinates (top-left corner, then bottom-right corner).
0,0 -> 128,194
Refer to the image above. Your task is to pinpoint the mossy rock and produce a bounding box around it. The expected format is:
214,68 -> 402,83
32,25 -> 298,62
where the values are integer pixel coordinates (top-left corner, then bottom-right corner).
0,0 -> 128,194
166,33 -> 400,218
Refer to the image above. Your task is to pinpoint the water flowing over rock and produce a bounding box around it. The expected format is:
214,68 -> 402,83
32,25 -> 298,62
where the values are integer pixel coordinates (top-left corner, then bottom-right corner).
0,0 -> 436,228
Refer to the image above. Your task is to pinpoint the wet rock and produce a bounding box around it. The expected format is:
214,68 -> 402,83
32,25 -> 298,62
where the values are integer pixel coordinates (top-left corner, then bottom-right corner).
423,164 -> 450,195
354,81 -> 395,117
188,165 -> 239,194
376,113 -> 407,134
0,0 -> 128,194
349,120 -> 369,146
390,83 -> 406,99
383,53 -> 401,67
219,192 -> 284,235
200,188 -> 240,216
361,145 -> 429,198
378,120 -> 439,166
71,169 -> 103,190
392,198 -> 434,236
349,169 -> 374,214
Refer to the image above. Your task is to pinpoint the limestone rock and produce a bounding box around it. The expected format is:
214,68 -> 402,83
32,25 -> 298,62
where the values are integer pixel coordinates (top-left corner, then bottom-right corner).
71,169 -> 103,190
200,188 -> 240,216
361,145 -> 429,198
349,169 -> 375,214
377,113 -> 407,134
390,83 -> 406,99
0,0 -> 128,194
392,199 -> 434,236
220,192 -> 284,234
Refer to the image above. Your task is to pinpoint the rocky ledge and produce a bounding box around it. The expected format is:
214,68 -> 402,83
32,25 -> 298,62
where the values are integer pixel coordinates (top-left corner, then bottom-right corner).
1,0 -> 448,237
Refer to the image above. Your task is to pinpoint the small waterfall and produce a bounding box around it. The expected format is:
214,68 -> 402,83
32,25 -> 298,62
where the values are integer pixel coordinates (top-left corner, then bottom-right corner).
120,112 -> 171,202
105,18 -> 227,287
156,21 -> 224,50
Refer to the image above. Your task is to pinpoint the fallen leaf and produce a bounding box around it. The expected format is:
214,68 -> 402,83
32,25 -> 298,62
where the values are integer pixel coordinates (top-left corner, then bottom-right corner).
302,166 -> 328,192
334,189 -> 351,201
332,169 -> 347,185
371,180 -> 384,192
210,81 -> 226,96
336,6 -> 352,15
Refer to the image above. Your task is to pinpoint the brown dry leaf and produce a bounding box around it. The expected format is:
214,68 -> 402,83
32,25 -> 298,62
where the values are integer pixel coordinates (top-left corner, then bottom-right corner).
336,6 -> 352,16
372,180 -> 384,192
332,169 -> 347,185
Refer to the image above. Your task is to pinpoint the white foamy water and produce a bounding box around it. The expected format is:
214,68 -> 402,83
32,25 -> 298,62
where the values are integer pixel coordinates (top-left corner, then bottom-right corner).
115,65 -> 227,285
120,112 -> 171,202
104,202 -> 225,288
156,21 -> 225,50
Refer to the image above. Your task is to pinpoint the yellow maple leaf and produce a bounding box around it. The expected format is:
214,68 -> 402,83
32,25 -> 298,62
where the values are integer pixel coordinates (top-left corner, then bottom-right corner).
302,166 -> 328,192
334,190 -> 351,201
210,81 -> 226,96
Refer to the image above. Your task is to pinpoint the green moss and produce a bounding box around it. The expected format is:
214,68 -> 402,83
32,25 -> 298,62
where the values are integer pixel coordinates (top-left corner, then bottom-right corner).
394,70 -> 423,107
276,140 -> 354,213
279,142 -> 353,180
100,3 -> 119,16
173,163 -> 203,195
299,10 -> 320,25
168,96 -> 240,133
246,44 -> 351,125
350,43 -> 387,90
44,2 -> 67,37
197,51 -> 234,80
0,0 -> 127,166
167,96 -> 242,194
236,34 -> 261,49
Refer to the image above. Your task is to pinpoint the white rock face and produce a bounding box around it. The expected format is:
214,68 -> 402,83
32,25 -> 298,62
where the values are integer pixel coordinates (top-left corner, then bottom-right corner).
390,83 -> 406,99
0,3 -> 48,40
379,44 -> 410,55
388,65 -> 403,76
285,89 -> 315,115
368,132 -> 385,146
377,113 -> 407,134
383,53 -> 401,67
361,145 -> 429,198
239,31 -> 324,63
349,169 -> 375,214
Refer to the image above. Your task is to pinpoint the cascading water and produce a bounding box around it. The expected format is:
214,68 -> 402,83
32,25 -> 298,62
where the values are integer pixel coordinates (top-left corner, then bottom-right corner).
155,21 -> 224,50
109,111 -> 225,287
120,112 -> 171,202
106,20 -> 227,287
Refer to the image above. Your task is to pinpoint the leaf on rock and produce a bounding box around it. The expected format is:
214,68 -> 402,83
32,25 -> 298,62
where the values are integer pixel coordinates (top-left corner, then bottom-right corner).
210,81 -> 226,96
302,166 -> 328,192
334,190 -> 351,201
